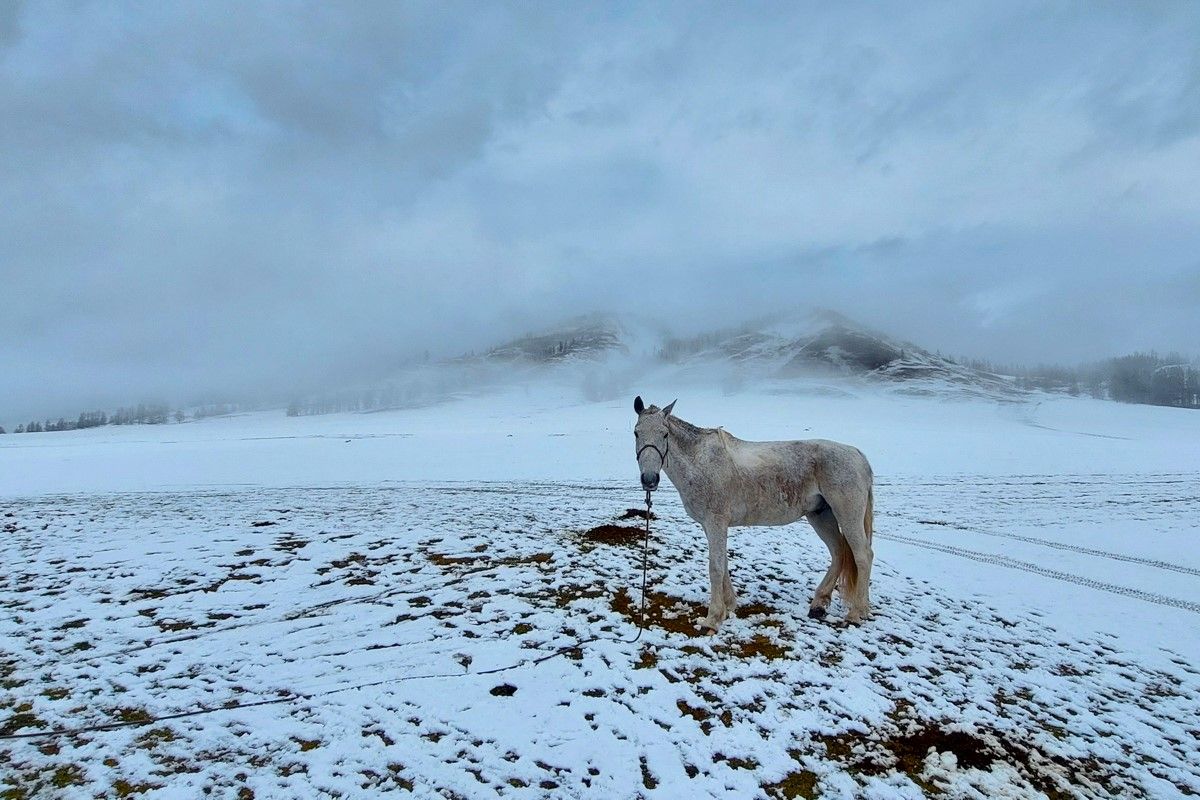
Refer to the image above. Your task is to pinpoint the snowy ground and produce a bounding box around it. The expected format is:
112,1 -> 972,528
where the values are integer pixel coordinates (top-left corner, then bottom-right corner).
2,384 -> 1198,798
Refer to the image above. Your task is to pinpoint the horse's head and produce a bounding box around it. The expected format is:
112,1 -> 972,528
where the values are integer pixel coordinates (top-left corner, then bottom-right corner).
632,395 -> 675,491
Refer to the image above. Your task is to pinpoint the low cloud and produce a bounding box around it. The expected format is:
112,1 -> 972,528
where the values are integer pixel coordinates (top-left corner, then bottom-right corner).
2,2 -> 1199,419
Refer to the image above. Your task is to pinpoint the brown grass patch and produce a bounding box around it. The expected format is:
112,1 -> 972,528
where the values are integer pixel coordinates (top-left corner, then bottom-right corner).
112,779 -> 161,797
155,619 -> 199,632
610,588 -> 707,637
273,535 -> 309,553
548,583 -> 606,608
734,601 -> 780,618
762,769 -> 819,799
677,700 -> 710,723
116,707 -> 153,725
428,550 -> 552,572
427,552 -> 481,568
812,718 -> 1123,797
640,756 -> 658,789
498,552 -> 552,566
714,753 -> 759,770
0,708 -> 44,736
726,633 -> 791,661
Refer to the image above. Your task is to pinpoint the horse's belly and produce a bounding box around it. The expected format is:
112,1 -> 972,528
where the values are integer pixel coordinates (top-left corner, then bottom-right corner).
731,501 -> 806,527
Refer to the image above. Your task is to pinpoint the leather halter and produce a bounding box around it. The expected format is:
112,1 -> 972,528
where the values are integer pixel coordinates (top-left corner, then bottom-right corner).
637,435 -> 669,471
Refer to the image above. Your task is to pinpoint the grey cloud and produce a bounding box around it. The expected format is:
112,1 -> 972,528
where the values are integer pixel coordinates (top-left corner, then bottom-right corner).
2,1 -> 1199,422
0,1 -> 20,46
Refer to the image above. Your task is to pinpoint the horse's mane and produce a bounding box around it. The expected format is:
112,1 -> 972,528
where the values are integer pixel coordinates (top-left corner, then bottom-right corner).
666,414 -> 716,438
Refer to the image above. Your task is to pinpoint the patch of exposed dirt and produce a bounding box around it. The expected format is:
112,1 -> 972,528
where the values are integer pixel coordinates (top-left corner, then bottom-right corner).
582,524 -> 645,546
616,508 -> 656,521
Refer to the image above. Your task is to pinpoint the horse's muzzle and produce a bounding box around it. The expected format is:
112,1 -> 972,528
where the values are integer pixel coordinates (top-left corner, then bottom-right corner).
640,472 -> 660,491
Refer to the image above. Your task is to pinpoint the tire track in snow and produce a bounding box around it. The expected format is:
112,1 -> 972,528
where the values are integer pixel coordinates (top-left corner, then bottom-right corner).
897,514 -> 1200,579
879,532 -> 1200,615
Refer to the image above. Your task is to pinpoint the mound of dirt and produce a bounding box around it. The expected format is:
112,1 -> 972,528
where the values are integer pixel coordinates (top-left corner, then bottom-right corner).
582,525 -> 645,545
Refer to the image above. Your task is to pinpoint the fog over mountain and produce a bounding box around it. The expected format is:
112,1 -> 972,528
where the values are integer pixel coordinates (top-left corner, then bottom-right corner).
3,2 -> 1200,421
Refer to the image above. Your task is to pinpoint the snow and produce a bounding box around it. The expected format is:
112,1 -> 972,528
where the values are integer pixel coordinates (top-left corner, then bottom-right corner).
1,382 -> 1198,798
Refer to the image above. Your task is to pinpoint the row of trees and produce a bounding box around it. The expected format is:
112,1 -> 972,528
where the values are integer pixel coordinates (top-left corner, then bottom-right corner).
1107,354 -> 1200,407
2,403 -> 207,434
966,351 -> 1200,408
7,410 -> 114,434
287,384 -> 432,416
194,404 -> 236,419
109,404 -> 173,426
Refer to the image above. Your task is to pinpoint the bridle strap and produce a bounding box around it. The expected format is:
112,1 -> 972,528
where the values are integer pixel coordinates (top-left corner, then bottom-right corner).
637,436 -> 669,471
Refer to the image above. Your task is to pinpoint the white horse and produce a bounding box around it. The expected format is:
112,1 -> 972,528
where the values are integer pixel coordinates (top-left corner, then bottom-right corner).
632,396 -> 875,630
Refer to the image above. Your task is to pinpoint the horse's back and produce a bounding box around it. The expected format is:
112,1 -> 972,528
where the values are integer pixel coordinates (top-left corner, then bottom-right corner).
734,437 -> 871,484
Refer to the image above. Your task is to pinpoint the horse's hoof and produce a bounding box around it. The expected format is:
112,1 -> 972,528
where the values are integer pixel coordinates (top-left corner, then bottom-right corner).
807,606 -> 827,620
695,618 -> 720,634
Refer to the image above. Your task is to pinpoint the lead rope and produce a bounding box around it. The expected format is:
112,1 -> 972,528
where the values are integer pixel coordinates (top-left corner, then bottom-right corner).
1,490 -> 658,742
630,487 -> 653,643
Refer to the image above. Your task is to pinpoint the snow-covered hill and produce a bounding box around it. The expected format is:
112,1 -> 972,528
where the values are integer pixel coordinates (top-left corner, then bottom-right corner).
304,310 -> 1024,417
654,310 -> 1020,400
467,314 -> 629,364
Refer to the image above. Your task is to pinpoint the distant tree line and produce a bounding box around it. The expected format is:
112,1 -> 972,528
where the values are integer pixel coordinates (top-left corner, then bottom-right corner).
0,402 -> 243,434
966,351 -> 1200,408
193,403 -> 235,419
287,385 -> 422,416
109,404 -> 171,425
657,327 -> 757,362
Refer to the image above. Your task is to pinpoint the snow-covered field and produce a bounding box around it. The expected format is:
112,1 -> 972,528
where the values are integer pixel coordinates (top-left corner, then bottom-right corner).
2,384 -> 1199,798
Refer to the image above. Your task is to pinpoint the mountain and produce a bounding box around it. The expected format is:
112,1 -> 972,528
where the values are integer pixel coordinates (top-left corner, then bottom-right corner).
465,314 -> 629,364
285,310 -> 1025,416
651,310 -> 1021,399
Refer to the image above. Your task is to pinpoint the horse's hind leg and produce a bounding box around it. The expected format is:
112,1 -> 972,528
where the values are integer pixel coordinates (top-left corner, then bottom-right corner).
806,508 -> 844,619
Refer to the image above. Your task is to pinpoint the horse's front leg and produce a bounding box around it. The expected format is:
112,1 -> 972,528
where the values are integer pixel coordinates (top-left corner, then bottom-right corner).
698,518 -> 730,632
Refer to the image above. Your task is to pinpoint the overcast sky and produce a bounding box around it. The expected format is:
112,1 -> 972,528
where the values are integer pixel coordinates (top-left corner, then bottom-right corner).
3,1 -> 1199,420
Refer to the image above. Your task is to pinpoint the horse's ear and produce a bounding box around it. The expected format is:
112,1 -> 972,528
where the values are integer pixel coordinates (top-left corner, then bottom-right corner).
634,396 -> 645,415
663,399 -> 676,416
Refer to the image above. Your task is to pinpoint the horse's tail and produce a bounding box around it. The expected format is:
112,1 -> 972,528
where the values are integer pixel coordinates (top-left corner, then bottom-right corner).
837,487 -> 873,598
837,539 -> 858,599
864,486 -> 874,542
